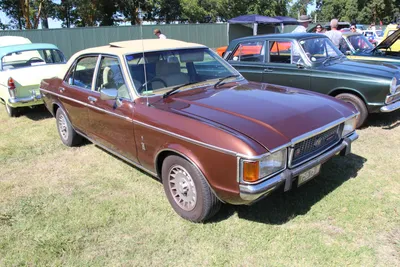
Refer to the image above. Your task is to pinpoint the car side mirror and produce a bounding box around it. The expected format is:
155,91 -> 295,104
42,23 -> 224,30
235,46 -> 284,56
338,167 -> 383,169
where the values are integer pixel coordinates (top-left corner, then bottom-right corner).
345,50 -> 352,55
100,88 -> 118,100
68,77 -> 73,85
296,58 -> 305,69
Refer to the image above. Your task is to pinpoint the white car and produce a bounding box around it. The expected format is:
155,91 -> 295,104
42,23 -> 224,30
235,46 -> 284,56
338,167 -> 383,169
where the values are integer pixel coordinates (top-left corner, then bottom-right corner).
362,29 -> 384,44
0,39 -> 66,117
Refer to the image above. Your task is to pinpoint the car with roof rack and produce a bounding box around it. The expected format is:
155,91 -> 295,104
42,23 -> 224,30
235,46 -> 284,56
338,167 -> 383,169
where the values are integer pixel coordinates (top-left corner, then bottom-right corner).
223,33 -> 400,128
0,41 -> 66,117
40,39 -> 359,222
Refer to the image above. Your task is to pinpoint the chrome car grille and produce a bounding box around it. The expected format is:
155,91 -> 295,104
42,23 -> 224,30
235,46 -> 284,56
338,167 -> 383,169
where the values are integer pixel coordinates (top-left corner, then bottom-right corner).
290,124 -> 343,167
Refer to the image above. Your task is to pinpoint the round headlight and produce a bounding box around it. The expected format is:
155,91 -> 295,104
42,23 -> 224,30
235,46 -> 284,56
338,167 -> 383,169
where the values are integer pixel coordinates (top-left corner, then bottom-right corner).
390,77 -> 397,95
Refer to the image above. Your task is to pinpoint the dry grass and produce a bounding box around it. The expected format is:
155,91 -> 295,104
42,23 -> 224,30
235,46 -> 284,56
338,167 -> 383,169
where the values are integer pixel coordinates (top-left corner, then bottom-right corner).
0,106 -> 399,266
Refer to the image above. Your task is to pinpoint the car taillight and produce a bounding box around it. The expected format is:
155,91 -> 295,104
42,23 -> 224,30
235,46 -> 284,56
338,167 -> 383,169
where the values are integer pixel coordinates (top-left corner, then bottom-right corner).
8,77 -> 16,98
8,77 -> 16,90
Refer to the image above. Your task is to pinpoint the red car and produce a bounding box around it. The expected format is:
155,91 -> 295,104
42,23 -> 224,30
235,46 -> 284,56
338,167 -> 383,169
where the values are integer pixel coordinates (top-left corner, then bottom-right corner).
40,39 -> 359,222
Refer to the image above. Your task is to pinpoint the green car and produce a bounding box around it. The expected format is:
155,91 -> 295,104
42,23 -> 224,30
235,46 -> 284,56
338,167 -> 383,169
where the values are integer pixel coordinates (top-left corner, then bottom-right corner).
341,30 -> 400,66
224,33 -> 400,127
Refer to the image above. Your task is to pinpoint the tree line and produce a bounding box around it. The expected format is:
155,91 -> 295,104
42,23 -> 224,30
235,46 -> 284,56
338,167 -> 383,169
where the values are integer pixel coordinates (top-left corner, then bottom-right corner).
0,0 -> 399,30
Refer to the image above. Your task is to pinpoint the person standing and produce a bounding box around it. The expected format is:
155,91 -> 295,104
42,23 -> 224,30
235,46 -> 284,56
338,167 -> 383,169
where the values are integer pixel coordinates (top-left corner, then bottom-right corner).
325,19 -> 343,48
153,29 -> 167,39
350,24 -> 357,33
292,15 -> 312,33
315,24 -> 324,33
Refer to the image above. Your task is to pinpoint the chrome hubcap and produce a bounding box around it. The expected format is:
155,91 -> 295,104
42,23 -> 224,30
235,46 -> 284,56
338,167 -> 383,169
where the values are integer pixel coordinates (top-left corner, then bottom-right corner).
58,114 -> 68,140
168,165 -> 197,211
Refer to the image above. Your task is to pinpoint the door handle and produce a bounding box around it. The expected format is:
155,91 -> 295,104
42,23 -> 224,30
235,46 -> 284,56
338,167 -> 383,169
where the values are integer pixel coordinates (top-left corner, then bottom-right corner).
88,96 -> 97,103
263,68 -> 273,72
59,87 -> 65,93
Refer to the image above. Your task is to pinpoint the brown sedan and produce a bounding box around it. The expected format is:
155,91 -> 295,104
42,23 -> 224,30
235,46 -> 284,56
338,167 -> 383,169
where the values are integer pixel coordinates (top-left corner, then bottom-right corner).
40,39 -> 359,222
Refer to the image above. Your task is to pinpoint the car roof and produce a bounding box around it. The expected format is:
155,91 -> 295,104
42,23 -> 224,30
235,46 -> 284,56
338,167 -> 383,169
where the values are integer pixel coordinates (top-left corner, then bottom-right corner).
0,43 -> 59,58
232,32 -> 326,43
75,39 -> 207,57
0,36 -> 31,47
342,32 -> 362,37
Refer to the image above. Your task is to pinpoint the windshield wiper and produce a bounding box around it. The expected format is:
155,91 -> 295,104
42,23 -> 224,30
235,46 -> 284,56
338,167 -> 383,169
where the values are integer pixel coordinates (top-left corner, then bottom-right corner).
214,74 -> 240,88
162,81 -> 202,99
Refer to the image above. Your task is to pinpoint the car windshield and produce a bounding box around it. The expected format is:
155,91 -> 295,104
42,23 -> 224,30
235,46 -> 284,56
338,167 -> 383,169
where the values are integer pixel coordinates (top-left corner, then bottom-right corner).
375,30 -> 384,37
298,37 -> 342,63
1,49 -> 65,70
347,35 -> 374,51
125,48 -> 239,96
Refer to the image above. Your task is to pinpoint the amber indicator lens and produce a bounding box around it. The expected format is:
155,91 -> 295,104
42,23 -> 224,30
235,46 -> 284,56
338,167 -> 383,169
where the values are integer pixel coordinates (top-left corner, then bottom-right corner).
243,161 -> 259,182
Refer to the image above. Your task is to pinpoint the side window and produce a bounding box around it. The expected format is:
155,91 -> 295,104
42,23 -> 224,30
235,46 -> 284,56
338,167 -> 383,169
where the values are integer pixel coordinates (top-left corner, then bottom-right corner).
269,41 -> 293,64
95,57 -> 130,99
229,41 -> 265,63
68,56 -> 98,90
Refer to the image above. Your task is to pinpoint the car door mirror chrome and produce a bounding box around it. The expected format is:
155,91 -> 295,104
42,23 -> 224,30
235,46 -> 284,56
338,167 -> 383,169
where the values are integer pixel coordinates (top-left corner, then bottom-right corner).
296,58 -> 305,69
346,50 -> 352,55
100,88 -> 118,100
68,77 -> 73,85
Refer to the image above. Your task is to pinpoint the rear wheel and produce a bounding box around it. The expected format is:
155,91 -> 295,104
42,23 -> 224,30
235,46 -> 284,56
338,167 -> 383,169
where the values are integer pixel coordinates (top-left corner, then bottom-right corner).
56,108 -> 82,147
162,155 -> 221,222
335,93 -> 368,128
5,103 -> 18,117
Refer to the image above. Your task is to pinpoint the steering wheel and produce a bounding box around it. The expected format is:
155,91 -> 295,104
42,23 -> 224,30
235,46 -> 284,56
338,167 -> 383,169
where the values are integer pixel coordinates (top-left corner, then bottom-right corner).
138,77 -> 168,92
28,57 -> 44,63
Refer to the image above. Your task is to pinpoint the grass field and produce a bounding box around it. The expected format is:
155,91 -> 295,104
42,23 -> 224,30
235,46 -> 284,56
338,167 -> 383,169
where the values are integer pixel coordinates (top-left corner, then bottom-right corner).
0,106 -> 399,266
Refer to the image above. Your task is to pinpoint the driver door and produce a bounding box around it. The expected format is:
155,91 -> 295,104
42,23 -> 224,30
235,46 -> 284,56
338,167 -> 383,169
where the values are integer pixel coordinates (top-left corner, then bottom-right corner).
87,55 -> 138,162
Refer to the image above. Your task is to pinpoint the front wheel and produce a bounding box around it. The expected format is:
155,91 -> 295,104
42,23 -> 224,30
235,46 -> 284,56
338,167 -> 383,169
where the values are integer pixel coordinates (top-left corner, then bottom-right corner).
56,108 -> 82,147
335,93 -> 368,128
162,155 -> 221,222
5,103 -> 18,117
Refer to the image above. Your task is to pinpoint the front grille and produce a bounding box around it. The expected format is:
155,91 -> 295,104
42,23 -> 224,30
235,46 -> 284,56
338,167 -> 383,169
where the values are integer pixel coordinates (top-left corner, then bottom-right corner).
291,124 -> 343,167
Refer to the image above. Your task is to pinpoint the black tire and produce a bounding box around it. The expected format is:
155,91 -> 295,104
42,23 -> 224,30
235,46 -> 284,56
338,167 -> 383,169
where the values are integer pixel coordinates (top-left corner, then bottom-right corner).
335,93 -> 368,128
55,108 -> 82,147
162,155 -> 221,222
5,102 -> 18,117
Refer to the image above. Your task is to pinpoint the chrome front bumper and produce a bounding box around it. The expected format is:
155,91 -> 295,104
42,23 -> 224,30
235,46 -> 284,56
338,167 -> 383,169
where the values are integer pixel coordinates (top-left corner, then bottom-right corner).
8,94 -> 42,104
380,101 -> 400,112
239,132 -> 358,203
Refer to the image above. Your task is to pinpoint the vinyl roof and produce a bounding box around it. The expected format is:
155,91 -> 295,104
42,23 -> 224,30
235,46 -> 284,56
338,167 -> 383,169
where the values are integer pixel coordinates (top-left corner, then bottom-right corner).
75,39 -> 207,57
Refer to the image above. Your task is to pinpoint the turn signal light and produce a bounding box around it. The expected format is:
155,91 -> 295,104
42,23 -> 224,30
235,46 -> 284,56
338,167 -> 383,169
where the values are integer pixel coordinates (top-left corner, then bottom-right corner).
243,161 -> 259,182
8,77 -> 16,90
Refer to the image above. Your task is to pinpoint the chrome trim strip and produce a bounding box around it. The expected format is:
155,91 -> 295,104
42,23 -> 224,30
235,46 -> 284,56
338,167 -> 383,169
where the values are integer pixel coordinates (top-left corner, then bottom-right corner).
76,129 -> 158,177
381,100 -> 400,112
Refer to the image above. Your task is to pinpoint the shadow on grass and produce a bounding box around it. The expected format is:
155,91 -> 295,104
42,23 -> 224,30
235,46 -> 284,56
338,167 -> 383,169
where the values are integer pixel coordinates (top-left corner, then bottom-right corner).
365,110 -> 400,130
20,105 -> 53,121
210,153 -> 366,224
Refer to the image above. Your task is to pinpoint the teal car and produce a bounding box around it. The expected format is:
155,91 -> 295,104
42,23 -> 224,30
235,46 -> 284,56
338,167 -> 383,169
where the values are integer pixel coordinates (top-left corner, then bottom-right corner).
224,33 -> 400,127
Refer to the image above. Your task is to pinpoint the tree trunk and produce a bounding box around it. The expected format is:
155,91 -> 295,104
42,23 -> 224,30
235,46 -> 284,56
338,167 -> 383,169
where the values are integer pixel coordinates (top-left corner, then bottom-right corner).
20,0 -> 32,29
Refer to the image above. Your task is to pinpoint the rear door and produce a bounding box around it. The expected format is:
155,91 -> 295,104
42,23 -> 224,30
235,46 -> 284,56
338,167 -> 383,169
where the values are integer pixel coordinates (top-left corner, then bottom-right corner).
87,55 -> 138,162
59,55 -> 99,134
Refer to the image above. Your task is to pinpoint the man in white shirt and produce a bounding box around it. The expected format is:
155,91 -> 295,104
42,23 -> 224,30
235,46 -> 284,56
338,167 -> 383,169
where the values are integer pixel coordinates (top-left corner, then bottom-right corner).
292,15 -> 312,33
325,19 -> 343,48
154,29 -> 167,39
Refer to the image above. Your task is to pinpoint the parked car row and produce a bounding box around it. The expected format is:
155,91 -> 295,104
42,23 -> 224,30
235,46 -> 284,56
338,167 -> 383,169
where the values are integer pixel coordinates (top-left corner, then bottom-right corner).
0,29 -> 398,222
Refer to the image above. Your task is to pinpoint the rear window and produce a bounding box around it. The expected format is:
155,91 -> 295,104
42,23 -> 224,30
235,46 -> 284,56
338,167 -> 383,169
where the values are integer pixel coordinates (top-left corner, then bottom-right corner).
1,49 -> 66,70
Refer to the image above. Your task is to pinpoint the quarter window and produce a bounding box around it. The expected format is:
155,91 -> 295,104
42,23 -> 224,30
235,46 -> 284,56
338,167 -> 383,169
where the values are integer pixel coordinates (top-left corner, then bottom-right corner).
67,56 -> 98,90
230,41 -> 265,62
95,57 -> 131,99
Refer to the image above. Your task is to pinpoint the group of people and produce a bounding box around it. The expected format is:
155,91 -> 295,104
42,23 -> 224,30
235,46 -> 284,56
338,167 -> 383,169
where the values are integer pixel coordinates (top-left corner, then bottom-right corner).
292,15 -> 347,49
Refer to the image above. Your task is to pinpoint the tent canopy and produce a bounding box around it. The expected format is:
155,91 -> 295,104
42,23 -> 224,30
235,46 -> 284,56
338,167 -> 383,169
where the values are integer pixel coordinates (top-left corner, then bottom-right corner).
227,14 -> 282,24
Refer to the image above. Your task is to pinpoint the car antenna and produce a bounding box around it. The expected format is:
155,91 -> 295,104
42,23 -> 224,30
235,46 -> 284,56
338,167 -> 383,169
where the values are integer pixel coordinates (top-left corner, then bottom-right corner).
139,4 -> 150,107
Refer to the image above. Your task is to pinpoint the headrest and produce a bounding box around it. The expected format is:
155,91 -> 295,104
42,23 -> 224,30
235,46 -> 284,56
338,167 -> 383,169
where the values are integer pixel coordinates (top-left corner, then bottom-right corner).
103,66 -> 113,84
156,60 -> 180,76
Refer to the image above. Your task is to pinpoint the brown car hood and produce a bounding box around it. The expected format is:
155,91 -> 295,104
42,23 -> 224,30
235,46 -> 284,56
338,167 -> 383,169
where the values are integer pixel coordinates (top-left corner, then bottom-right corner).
160,82 -> 355,151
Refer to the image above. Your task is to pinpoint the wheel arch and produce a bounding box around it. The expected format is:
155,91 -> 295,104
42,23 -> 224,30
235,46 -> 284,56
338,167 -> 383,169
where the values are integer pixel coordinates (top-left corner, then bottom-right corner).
328,87 -> 368,105
154,146 -> 225,203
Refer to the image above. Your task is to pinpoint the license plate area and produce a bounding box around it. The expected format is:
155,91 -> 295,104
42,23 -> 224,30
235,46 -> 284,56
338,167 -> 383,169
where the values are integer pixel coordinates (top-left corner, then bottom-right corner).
298,164 -> 321,186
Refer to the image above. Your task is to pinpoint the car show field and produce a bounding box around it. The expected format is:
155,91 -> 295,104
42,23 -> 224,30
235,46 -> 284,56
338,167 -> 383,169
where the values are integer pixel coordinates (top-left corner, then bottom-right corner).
0,107 -> 399,265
